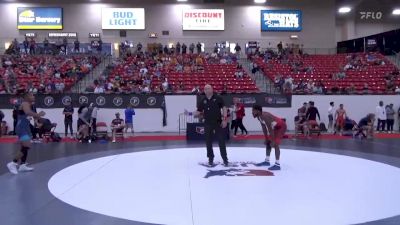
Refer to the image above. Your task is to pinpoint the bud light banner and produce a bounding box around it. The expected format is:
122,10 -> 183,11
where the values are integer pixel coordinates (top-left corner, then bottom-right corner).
17,7 -> 63,30
102,8 -> 145,30
182,9 -> 225,31
261,10 -> 302,31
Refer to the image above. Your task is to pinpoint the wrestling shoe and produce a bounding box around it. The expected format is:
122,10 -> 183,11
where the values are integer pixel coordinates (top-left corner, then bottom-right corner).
208,159 -> 214,166
255,161 -> 270,167
7,162 -> 19,175
223,160 -> 229,167
19,164 -> 34,172
268,164 -> 281,171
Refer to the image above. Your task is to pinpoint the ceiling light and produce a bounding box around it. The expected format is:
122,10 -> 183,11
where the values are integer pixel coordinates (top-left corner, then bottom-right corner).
338,7 -> 351,13
177,0 -> 188,2
254,0 -> 266,3
393,9 -> 400,15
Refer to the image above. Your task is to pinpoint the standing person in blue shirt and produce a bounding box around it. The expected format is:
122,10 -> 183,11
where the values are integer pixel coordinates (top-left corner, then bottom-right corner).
124,105 -> 136,134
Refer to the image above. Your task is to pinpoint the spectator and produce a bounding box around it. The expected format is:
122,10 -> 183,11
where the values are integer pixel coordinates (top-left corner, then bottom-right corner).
395,86 -> 400,94
277,41 -> 283,53
124,105 -> 135,134
335,104 -> 347,135
375,101 -> 386,132
232,97 -> 248,136
74,39 -> 80,53
77,104 -> 91,142
328,102 -> 334,133
162,78 -> 169,91
63,104 -> 74,137
23,38 -> 29,54
137,42 -> 143,52
43,38 -> 49,54
62,37 -> 68,54
234,43 -> 241,58
354,113 -> 375,139
29,38 -> 36,55
0,110 -> 4,137
386,104 -> 395,133
234,68 -> 244,79
306,101 -> 320,121
189,43 -> 195,54
362,83 -> 370,94
176,42 -> 181,54
111,112 -> 125,143
196,42 -> 202,54
182,43 -> 187,54
191,85 -> 200,94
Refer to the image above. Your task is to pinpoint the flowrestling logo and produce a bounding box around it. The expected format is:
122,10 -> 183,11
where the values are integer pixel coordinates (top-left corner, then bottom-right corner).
359,11 -> 383,20
18,8 -> 63,30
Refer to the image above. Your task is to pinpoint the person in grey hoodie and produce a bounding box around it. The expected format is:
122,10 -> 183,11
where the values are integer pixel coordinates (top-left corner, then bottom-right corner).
386,104 -> 395,133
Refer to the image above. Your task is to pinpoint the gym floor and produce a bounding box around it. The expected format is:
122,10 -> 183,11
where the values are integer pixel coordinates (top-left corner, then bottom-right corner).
1,135 -> 400,225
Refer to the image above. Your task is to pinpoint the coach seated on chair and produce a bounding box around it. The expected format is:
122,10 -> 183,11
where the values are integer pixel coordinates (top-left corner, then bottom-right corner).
354,113 -> 375,139
111,112 -> 125,143
36,118 -> 56,138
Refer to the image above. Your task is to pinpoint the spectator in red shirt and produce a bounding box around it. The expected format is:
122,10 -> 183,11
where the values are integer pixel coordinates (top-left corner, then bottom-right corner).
233,98 -> 248,136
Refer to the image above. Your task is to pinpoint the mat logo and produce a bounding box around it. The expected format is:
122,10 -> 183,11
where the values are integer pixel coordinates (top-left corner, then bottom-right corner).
360,11 -> 383,20
196,126 -> 205,134
204,168 -> 274,178
200,161 -> 274,178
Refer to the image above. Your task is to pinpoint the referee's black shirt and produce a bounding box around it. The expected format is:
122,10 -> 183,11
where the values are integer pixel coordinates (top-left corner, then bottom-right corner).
197,94 -> 225,125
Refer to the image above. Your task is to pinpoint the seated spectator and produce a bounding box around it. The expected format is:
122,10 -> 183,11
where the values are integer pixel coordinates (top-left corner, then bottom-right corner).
191,86 -> 200,94
344,63 -> 353,71
362,83 -> 370,94
175,64 -> 183,72
354,113 -> 375,139
35,118 -> 56,139
111,112 -> 125,143
337,70 -> 346,79
162,78 -> 169,91
348,84 -> 356,94
395,86 -> 400,94
142,85 -> 151,94
235,69 -> 244,79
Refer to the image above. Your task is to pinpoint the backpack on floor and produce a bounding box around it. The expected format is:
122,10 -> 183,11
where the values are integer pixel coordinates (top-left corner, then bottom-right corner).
319,122 -> 327,132
50,132 -> 62,142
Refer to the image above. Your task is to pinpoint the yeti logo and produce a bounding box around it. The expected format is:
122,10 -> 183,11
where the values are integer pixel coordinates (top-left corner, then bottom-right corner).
199,161 -> 275,178
360,11 -> 383,20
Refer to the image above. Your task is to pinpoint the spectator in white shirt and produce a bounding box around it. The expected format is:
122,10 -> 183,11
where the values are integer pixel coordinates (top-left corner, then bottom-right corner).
375,101 -> 386,132
94,85 -> 104,93
395,86 -> 400,94
162,79 -> 169,91
328,102 -> 334,132
234,69 -> 244,79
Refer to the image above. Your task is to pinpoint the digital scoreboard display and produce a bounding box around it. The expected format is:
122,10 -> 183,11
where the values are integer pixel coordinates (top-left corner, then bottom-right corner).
261,10 -> 302,31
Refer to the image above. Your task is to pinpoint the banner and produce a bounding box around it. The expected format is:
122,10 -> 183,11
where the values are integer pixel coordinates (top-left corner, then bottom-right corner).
0,94 -> 165,109
17,7 -> 63,30
48,32 -> 77,38
196,94 -> 292,108
182,9 -> 224,31
261,10 -> 302,31
102,8 -> 145,30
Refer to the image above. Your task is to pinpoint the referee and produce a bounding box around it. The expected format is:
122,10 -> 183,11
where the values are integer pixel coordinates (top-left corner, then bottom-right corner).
195,84 -> 229,166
